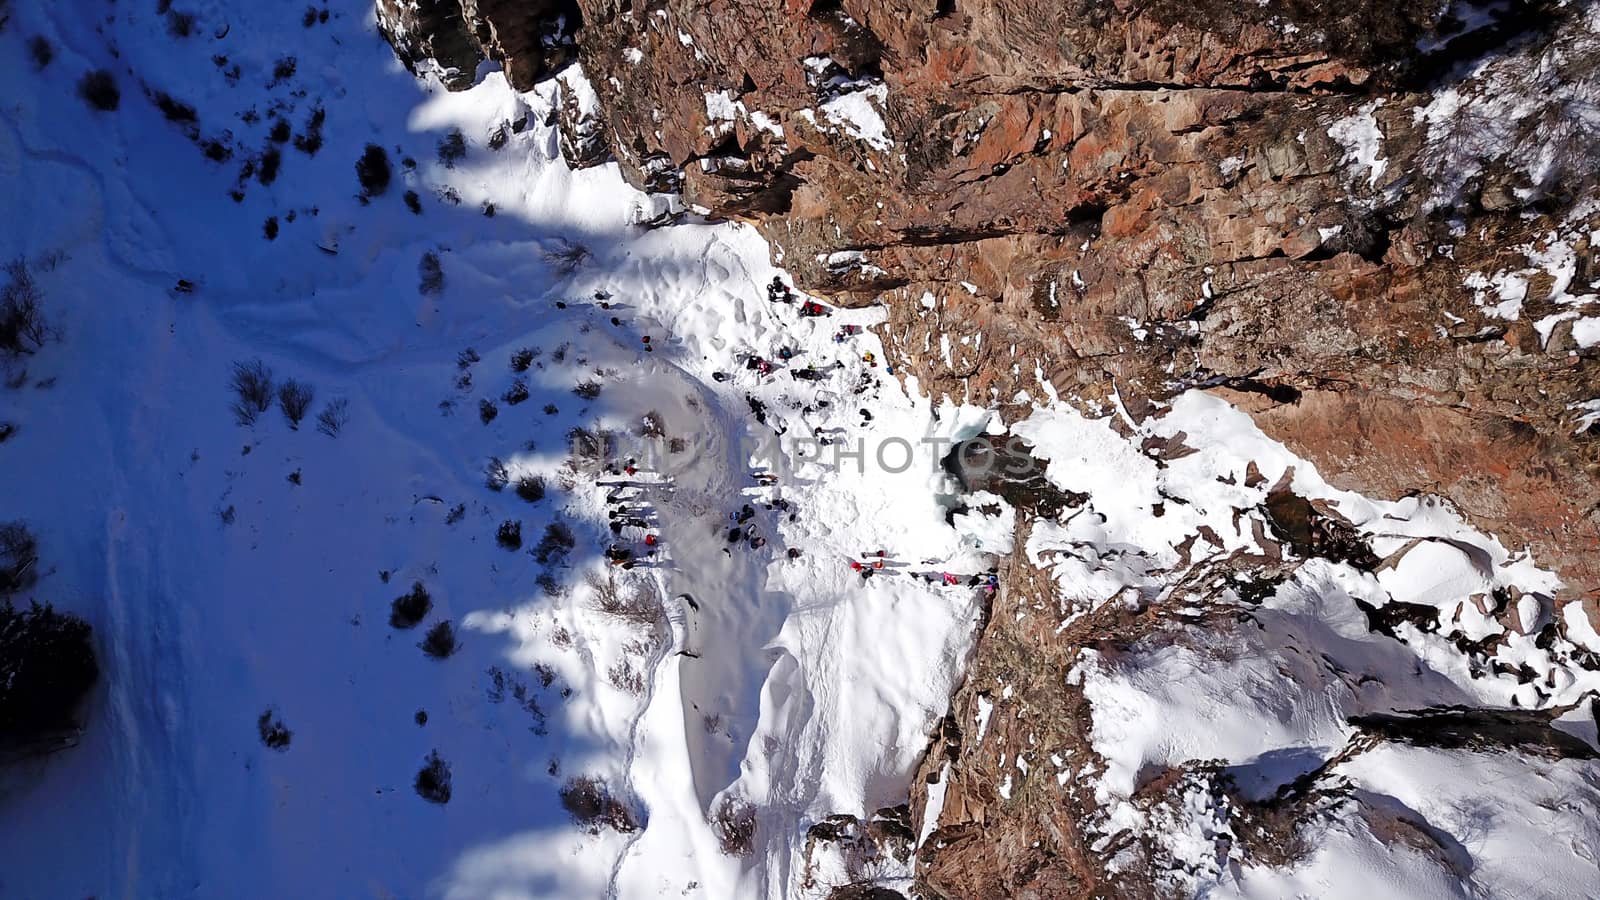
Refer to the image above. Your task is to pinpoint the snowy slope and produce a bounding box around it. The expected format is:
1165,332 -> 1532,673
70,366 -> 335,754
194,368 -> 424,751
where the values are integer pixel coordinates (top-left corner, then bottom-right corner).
0,3 -> 983,898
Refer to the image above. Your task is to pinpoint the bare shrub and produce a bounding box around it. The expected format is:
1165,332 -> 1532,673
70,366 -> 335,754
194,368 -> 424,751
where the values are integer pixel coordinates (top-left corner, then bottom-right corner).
534,521 -> 575,565
544,239 -> 591,275
516,475 -> 546,503
496,520 -> 523,550
437,129 -> 467,168
712,798 -> 758,855
355,143 -> 390,196
573,380 -> 602,400
485,457 -> 509,491
501,380 -> 529,405
316,397 -> 349,437
560,775 -> 639,833
607,659 -> 645,695
77,69 -> 119,111
420,620 -> 457,659
277,379 -> 314,429
229,359 -> 275,426
166,8 -> 197,38
1,260 -> 52,356
389,581 -> 432,629
536,571 -> 564,597
27,36 -> 52,70
257,709 -> 291,750
587,571 -> 664,628
478,399 -> 498,424
0,522 -> 40,596
510,347 -> 536,371
419,251 -> 444,295
415,750 -> 451,803
565,427 -> 612,473
0,600 -> 99,742
256,147 -> 281,186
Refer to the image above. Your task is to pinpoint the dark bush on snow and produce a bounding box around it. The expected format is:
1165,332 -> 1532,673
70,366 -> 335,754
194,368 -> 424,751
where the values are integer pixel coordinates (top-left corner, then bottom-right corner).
154,92 -> 197,123
78,69 -> 119,112
711,798 -> 757,856
229,359 -> 275,426
355,143 -> 391,196
560,775 -> 638,833
415,750 -> 451,803
166,9 -> 197,38
389,581 -> 432,629
277,378 -> 314,429
515,475 -> 546,503
404,190 -> 422,214
574,380 -> 602,400
1,259 -> 52,356
437,129 -> 467,168
478,398 -> 498,425
0,600 -> 99,744
257,147 -> 281,186
293,107 -> 325,156
28,36 -> 53,71
533,521 -> 575,565
0,522 -> 40,596
510,347 -> 536,372
501,380 -> 529,405
485,456 -> 509,491
316,397 -> 349,437
496,520 -> 522,550
588,572 -> 664,628
419,251 -> 444,295
257,709 -> 291,750
543,239 -> 591,275
420,620 -> 457,659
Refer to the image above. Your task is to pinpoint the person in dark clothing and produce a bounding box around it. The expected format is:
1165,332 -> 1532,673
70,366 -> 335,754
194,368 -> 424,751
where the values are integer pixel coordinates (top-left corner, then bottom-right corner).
727,528 -> 742,543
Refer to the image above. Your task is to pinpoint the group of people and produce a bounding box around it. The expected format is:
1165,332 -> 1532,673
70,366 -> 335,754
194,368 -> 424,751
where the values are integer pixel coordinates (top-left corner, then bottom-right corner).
721,491 -> 799,557
847,552 -> 1000,595
601,466 -> 666,568
768,276 -> 832,318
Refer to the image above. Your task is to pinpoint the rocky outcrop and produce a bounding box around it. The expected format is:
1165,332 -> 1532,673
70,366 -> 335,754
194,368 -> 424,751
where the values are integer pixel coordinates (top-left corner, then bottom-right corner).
383,0 -> 1598,604
377,0 -> 580,90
